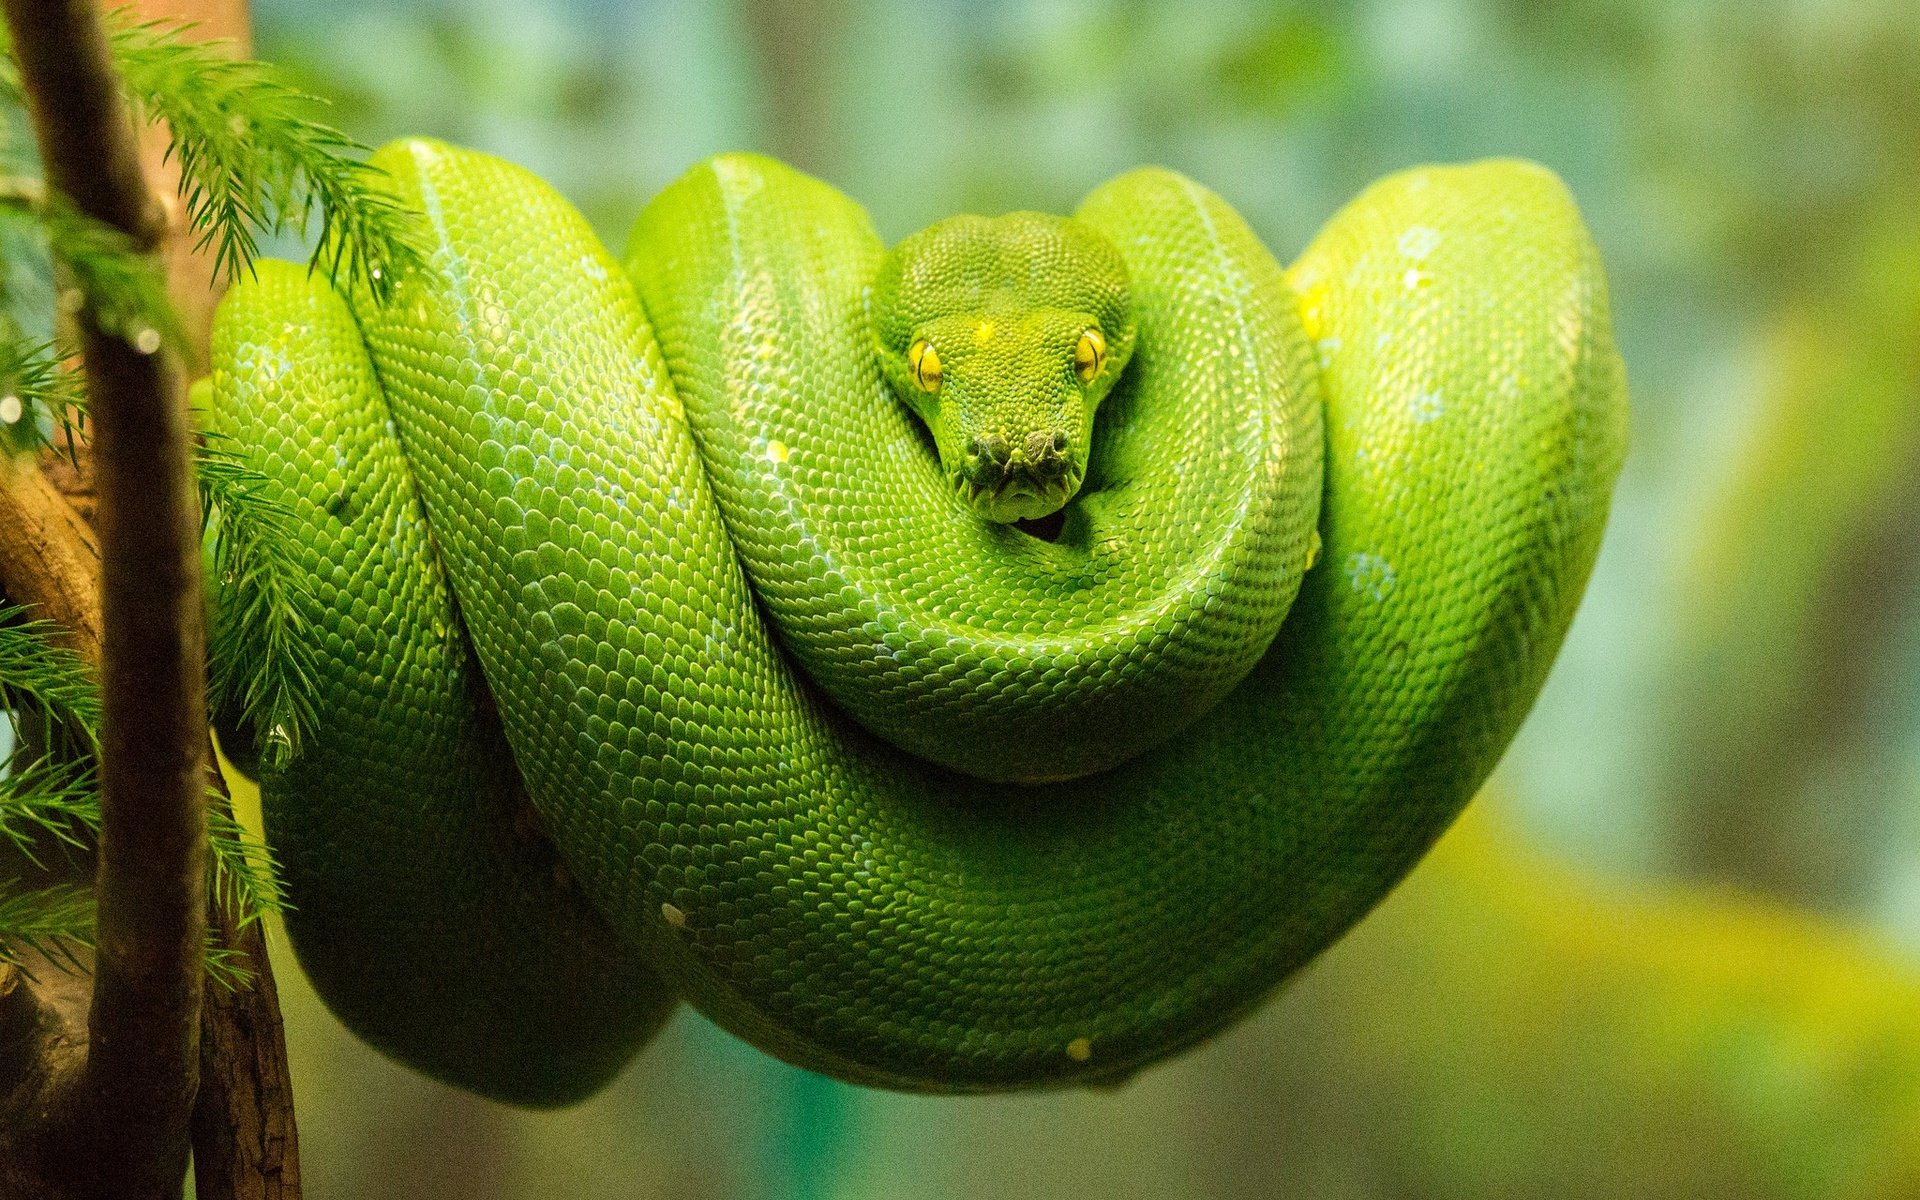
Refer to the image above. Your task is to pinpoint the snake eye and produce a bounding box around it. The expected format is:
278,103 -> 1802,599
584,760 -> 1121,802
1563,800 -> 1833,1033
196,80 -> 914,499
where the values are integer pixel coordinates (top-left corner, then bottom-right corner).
1074,327 -> 1106,384
909,339 -> 943,393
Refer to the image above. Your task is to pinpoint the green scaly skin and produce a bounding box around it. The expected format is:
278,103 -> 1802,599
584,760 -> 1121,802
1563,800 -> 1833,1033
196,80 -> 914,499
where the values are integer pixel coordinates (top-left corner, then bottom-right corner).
208,138 -> 1627,1101
628,156 -> 1321,783
204,270 -> 673,1107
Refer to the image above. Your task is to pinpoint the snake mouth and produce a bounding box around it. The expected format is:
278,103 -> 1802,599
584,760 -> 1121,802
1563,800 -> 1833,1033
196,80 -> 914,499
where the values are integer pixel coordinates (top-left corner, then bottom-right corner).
953,429 -> 1082,522
953,468 -> 1080,523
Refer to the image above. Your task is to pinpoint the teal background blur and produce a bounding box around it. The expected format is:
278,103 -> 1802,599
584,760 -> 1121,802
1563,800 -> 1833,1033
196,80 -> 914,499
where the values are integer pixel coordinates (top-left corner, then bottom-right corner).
235,1 -> 1920,1196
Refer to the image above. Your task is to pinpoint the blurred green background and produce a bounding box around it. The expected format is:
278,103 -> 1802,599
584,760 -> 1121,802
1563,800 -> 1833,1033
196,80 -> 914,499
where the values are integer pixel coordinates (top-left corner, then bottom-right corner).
229,0 -> 1920,1196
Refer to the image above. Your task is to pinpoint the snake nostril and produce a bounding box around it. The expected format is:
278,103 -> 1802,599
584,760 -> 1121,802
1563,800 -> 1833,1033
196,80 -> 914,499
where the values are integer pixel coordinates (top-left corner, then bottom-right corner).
1023,431 -> 1053,465
980,435 -> 1010,466
1051,430 -> 1069,454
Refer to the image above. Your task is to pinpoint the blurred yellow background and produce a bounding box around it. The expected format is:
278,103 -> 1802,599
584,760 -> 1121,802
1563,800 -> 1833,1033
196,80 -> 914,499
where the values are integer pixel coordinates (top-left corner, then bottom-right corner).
227,1 -> 1920,1195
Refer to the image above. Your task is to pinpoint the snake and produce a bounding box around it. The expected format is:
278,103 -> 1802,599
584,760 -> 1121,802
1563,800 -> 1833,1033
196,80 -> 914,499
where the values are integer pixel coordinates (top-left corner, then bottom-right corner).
205,137 -> 1627,1106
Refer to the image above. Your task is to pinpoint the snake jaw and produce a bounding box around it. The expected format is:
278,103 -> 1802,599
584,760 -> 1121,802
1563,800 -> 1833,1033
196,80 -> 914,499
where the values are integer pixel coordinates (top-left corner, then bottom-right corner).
954,462 -> 1082,523
954,424 -> 1083,521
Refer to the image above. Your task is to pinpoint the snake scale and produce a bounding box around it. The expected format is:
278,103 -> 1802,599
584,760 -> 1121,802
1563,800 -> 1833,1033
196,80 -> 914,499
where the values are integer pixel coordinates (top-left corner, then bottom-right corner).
206,138 -> 1627,1105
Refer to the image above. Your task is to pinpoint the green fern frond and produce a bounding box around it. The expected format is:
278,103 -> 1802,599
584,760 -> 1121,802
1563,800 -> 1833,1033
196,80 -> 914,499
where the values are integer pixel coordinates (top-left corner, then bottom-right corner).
0,881 -> 95,976
199,431 -> 322,772
202,939 -> 255,992
0,330 -> 85,458
0,885 -> 268,988
105,13 -> 428,301
0,608 -> 102,760
0,756 -> 97,867
206,800 -> 285,928
0,613 -> 288,978
0,766 -> 289,978
0,186 -> 183,354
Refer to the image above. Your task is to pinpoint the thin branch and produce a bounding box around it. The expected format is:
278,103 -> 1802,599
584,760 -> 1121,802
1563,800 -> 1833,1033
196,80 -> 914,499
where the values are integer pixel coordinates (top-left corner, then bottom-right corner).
0,956 -> 91,1199
0,455 -> 102,660
3,4 -> 162,245
3,6 -> 208,1200
192,766 -> 300,1200
122,0 -> 303,1190
0,0 -> 302,1191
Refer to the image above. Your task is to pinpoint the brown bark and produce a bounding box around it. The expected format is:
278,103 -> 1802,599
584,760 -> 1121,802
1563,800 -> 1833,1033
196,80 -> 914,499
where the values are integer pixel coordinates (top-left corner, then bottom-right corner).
0,454 -> 101,658
191,770 -> 301,1200
0,0 -> 300,1194
120,4 -> 305,1191
0,955 -> 91,1200
2,1 -> 208,1197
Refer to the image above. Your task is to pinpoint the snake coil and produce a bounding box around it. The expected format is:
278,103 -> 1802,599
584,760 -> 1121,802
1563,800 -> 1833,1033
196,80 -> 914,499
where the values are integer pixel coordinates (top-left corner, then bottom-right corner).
209,139 -> 1627,1105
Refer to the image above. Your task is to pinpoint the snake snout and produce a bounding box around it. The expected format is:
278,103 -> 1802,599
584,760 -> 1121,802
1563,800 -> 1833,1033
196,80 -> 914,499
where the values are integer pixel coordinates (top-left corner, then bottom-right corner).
956,427 -> 1079,522
965,434 -> 1011,472
962,430 -> 1071,486
1021,430 -> 1071,477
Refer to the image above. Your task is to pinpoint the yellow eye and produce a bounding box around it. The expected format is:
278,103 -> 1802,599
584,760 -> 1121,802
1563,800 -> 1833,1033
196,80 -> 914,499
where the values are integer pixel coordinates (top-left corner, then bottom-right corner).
1074,327 -> 1106,384
909,339 -> 943,393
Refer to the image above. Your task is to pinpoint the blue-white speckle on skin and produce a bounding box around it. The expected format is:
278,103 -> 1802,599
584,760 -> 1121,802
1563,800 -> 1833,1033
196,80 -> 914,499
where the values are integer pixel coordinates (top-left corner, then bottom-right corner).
1346,552 -> 1397,601
1410,388 -> 1444,424
1397,225 -> 1441,260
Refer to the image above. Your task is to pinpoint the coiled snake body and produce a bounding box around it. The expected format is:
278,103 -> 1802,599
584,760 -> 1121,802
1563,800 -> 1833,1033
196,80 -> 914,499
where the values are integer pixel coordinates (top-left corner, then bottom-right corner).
208,139 -> 1627,1105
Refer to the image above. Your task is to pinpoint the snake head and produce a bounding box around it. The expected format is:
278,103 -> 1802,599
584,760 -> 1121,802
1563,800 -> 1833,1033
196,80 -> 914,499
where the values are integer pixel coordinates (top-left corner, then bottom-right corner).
872,212 -> 1135,524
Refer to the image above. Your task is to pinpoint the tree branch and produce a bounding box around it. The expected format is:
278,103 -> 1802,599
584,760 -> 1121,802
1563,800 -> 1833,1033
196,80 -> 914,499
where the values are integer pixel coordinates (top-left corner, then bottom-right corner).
192,771 -> 300,1200
0,455 -> 101,660
0,955 -> 92,1199
118,0 -> 305,1189
0,1 -> 300,1194
2,1 -> 208,1196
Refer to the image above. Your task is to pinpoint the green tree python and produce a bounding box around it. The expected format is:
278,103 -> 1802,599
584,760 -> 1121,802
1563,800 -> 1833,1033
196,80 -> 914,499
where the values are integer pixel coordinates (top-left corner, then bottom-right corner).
205,138 -> 1628,1105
